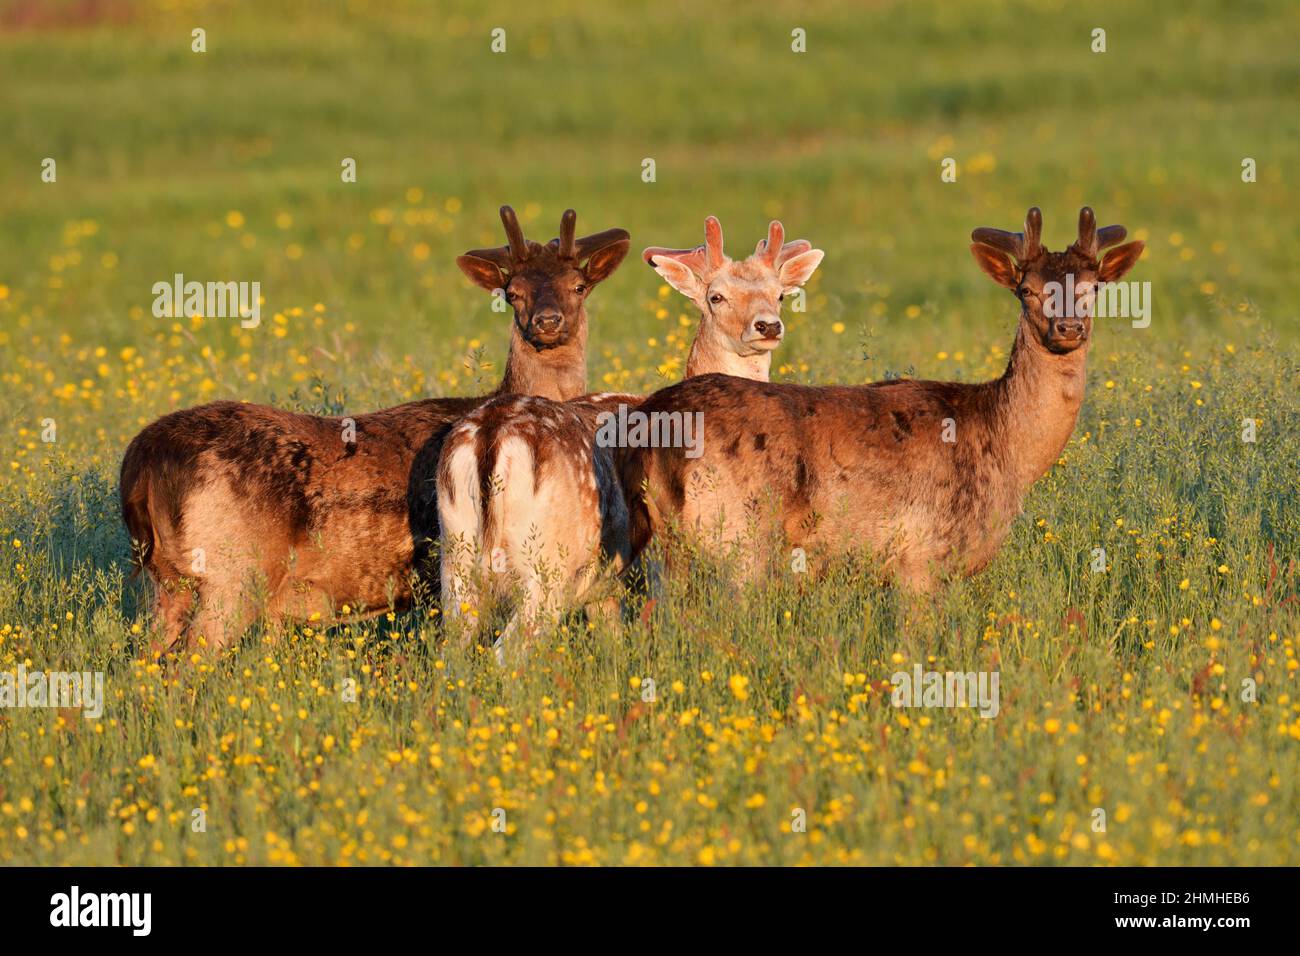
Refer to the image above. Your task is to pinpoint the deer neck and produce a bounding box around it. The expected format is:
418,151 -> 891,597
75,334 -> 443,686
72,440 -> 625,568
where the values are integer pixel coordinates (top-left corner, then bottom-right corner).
993,317 -> 1089,489
494,318 -> 588,401
685,322 -> 772,382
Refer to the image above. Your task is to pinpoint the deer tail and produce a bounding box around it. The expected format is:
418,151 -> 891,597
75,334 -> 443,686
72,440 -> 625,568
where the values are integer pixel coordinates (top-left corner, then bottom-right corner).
119,437 -> 156,576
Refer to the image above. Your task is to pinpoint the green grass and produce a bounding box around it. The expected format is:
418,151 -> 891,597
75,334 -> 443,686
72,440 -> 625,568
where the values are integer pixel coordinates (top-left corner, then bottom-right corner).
0,0 -> 1296,864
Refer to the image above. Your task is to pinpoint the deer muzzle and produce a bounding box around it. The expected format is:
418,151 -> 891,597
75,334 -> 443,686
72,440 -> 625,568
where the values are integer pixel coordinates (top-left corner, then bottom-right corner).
531,310 -> 564,337
1052,318 -> 1086,341
748,317 -> 783,347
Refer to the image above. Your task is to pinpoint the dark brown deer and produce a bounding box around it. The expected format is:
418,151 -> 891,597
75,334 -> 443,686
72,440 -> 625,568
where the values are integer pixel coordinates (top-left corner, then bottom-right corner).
120,206 -> 630,653
618,207 -> 1145,591
437,218 -> 823,660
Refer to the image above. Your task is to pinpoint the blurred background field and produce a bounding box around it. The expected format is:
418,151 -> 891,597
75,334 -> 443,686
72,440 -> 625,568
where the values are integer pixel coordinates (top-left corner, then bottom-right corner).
0,0 -> 1297,865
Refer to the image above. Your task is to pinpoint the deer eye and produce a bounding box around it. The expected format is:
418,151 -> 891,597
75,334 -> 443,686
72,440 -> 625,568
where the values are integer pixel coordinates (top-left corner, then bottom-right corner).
778,293 -> 785,302
574,283 -> 587,295
709,293 -> 725,304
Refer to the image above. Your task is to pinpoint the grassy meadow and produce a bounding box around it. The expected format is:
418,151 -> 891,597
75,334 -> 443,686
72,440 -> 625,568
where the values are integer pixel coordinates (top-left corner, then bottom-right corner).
0,0 -> 1298,864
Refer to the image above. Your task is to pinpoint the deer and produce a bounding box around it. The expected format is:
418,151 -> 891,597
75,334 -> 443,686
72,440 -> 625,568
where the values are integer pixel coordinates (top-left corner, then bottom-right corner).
119,206 -> 630,654
617,207 -> 1145,592
436,216 -> 824,660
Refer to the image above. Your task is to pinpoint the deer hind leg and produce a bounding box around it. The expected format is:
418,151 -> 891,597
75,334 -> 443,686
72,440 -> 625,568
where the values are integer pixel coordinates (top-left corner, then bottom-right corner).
176,480 -> 271,654
493,571 -> 558,666
178,558 -> 271,655
897,566 -> 936,594
498,569 -> 544,664
440,536 -> 489,648
581,564 -> 623,633
575,546 -> 627,633
185,545 -> 275,655
498,533 -> 619,664
893,547 -> 939,595
263,578 -> 323,632
436,435 -> 490,646
185,577 -> 258,654
149,576 -> 196,656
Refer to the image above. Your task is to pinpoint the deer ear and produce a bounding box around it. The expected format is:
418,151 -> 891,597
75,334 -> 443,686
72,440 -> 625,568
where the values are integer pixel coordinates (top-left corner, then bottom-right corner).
581,239 -> 631,286
456,255 -> 506,292
778,249 -> 824,291
970,243 -> 1018,289
647,255 -> 705,301
1098,241 -> 1145,283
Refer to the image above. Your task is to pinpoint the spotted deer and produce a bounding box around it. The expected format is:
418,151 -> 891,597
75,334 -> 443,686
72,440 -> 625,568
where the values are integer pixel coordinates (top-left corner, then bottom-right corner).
120,206 -> 630,653
437,217 -> 824,659
618,207 -> 1145,592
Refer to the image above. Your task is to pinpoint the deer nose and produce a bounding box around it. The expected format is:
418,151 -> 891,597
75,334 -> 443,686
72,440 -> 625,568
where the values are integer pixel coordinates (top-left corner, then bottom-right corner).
1054,318 -> 1085,339
533,310 -> 563,334
753,319 -> 783,339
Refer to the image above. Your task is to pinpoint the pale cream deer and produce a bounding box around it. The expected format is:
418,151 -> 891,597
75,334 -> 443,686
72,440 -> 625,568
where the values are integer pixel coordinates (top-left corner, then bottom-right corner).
437,217 -> 824,660
618,207 -> 1145,592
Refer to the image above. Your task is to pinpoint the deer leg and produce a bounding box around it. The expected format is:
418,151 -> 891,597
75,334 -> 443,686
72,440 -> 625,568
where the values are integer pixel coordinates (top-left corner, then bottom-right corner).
584,594 -> 622,632
570,552 -> 619,631
185,577 -> 257,655
895,556 -> 937,595
494,572 -> 558,666
437,531 -> 486,648
265,576 -> 338,629
150,577 -> 195,656
493,607 -> 532,667
449,574 -> 485,649
186,605 -> 254,656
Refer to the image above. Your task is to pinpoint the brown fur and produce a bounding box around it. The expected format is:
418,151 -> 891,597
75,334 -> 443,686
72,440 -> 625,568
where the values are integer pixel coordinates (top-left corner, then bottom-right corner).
437,393 -> 638,655
437,218 -> 825,658
619,207 -> 1145,591
120,206 -> 630,653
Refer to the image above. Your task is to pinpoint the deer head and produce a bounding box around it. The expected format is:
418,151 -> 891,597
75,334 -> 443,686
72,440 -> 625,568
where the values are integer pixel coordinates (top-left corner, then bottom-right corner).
970,206 -> 1145,354
457,206 -> 630,351
643,216 -> 824,358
